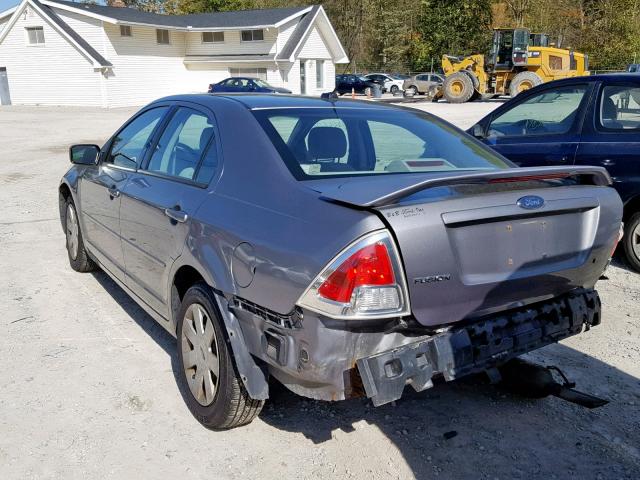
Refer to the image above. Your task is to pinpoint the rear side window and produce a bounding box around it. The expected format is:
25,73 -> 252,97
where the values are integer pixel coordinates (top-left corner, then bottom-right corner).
108,107 -> 168,169
599,85 -> 640,130
253,107 -> 510,179
145,107 -> 217,182
488,85 -> 588,137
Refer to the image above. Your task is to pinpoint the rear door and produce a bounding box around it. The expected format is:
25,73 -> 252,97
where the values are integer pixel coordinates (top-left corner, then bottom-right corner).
574,81 -> 640,204
119,103 -> 221,316
80,106 -> 169,280
481,83 -> 593,167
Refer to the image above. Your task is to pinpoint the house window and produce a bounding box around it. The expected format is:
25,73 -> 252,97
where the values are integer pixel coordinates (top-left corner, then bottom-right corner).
202,31 -> 224,43
26,26 -> 45,45
120,25 -> 132,37
229,68 -> 267,81
241,29 -> 264,42
316,60 -> 324,88
156,29 -> 170,44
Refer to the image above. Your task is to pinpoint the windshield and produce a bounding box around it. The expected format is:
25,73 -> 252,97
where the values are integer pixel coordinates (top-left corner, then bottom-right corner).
254,79 -> 272,88
253,107 -> 511,179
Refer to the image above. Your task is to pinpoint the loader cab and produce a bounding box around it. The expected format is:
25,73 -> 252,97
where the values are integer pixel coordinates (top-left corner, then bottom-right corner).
489,29 -> 530,71
530,33 -> 550,47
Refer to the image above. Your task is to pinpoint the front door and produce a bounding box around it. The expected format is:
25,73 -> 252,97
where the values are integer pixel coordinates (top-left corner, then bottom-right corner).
80,106 -> 169,280
0,67 -> 11,105
300,60 -> 306,94
119,105 -> 219,316
481,83 -> 592,167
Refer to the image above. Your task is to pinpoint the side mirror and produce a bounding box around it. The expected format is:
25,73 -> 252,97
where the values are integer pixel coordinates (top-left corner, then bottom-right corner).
471,124 -> 485,139
69,144 -> 100,165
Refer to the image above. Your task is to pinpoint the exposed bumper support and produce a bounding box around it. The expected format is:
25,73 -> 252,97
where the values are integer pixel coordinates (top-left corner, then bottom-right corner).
356,289 -> 601,406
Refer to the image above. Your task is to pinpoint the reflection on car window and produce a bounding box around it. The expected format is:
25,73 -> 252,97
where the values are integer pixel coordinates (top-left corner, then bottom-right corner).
599,86 -> 640,130
109,107 -> 168,169
269,116 -> 298,143
254,107 -> 510,179
146,107 -> 213,180
488,85 -> 588,137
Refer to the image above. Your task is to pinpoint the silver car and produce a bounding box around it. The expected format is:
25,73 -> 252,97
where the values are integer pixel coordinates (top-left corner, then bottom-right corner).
403,73 -> 445,95
59,94 -> 622,429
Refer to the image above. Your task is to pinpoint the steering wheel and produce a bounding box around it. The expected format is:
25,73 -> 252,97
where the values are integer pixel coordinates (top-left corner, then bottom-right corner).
514,118 -> 546,135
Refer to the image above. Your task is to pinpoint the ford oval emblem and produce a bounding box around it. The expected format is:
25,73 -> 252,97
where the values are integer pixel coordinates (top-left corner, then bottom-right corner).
517,195 -> 545,210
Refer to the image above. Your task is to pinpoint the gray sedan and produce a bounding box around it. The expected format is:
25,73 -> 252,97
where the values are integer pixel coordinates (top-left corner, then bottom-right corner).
59,94 -> 622,429
403,73 -> 444,95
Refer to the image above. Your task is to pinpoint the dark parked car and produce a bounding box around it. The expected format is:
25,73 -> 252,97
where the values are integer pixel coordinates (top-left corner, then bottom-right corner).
208,77 -> 291,94
60,94 -> 621,429
334,74 -> 377,95
469,74 -> 640,271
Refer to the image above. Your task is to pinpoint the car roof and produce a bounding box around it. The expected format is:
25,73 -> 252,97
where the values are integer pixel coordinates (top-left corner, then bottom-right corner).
538,73 -> 640,87
152,93 -> 412,111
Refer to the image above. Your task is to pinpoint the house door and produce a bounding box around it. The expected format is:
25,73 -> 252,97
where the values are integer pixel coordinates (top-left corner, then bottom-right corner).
300,60 -> 306,94
0,68 -> 11,106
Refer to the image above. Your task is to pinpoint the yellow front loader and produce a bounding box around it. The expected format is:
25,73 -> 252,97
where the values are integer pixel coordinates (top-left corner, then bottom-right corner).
439,29 -> 589,103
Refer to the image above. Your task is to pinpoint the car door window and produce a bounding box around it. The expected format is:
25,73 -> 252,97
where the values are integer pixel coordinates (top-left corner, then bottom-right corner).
599,85 -> 640,130
417,75 -> 429,81
146,107 -> 215,181
108,107 -> 168,169
488,84 -> 588,137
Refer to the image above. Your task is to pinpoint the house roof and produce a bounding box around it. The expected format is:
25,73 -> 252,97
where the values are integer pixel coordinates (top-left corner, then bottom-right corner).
276,4 -> 318,61
35,0 -> 112,66
43,0 -> 311,30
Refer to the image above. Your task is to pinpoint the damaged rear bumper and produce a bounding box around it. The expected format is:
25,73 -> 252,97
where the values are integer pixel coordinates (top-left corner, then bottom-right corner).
356,289 -> 601,406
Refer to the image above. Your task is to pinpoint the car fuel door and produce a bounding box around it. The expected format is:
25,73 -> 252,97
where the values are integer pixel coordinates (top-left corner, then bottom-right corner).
119,105 -> 220,318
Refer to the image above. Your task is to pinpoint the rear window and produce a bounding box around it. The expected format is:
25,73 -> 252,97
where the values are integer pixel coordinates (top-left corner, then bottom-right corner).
254,107 -> 510,179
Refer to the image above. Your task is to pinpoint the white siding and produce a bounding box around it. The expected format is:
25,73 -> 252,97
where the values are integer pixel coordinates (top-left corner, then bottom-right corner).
185,28 -> 277,56
101,23 -> 189,107
298,26 -> 331,60
0,4 -> 102,106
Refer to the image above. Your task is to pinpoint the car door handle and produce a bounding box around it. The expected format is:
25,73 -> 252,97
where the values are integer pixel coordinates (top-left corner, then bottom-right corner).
601,159 -> 616,166
164,207 -> 188,223
107,186 -> 120,198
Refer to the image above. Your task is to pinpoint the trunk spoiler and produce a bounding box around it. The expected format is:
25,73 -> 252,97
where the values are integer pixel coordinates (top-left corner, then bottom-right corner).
319,166 -> 612,208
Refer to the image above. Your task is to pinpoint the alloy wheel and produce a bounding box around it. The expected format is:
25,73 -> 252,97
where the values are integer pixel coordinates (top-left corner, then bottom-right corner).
181,303 -> 220,406
66,204 -> 79,261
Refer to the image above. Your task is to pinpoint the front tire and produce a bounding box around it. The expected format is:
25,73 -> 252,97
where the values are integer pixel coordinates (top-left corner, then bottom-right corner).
509,71 -> 542,97
443,72 -> 475,103
64,198 -> 97,272
390,85 -> 399,94
623,212 -> 640,272
176,283 -> 264,429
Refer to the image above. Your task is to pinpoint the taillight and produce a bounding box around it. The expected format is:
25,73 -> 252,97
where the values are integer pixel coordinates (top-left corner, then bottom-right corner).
297,231 -> 410,320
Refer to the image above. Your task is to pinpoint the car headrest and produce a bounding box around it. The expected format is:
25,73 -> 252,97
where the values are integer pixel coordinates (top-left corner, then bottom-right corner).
602,97 -> 618,120
308,127 -> 347,159
200,127 -> 213,151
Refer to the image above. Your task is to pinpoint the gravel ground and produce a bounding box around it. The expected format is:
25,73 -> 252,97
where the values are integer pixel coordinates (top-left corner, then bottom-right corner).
0,101 -> 638,480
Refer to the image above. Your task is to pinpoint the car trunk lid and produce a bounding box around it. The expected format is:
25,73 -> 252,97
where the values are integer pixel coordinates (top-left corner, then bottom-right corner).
312,166 -> 621,327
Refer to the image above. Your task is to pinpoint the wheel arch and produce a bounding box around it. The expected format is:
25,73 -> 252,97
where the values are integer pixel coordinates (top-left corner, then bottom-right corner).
623,194 -> 640,222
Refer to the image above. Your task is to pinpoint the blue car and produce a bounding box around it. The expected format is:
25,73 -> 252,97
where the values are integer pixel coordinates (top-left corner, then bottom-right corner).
470,74 -> 640,271
208,77 -> 291,94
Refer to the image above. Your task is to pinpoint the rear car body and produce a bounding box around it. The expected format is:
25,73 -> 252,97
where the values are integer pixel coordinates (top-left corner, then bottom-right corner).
60,94 -> 622,411
469,74 -> 640,270
364,73 -> 405,93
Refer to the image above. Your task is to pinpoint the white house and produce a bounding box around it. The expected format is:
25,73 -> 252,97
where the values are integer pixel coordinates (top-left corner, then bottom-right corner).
0,0 -> 348,107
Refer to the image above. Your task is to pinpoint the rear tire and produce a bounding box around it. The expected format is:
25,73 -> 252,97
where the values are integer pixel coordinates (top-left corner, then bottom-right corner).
510,71 -> 542,97
443,72 -> 475,103
176,283 -> 264,429
622,212 -> 640,272
64,198 -> 97,273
